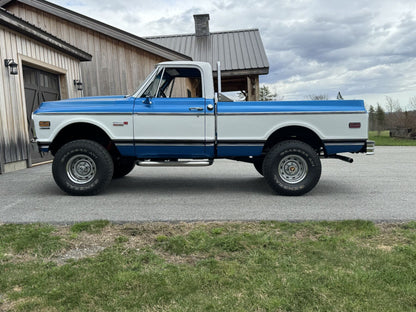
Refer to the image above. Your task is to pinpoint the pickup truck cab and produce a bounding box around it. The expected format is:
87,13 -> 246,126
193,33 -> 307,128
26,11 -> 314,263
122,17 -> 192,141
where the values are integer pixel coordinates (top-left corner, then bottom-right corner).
32,61 -> 374,196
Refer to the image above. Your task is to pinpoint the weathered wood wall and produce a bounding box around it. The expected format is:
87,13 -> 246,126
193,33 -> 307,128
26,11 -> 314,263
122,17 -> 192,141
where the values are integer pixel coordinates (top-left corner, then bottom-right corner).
0,24 -> 82,170
7,3 -> 166,96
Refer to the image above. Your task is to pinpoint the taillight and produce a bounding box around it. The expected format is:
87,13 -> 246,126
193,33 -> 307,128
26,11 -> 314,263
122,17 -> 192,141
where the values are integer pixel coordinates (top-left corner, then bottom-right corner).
349,122 -> 361,129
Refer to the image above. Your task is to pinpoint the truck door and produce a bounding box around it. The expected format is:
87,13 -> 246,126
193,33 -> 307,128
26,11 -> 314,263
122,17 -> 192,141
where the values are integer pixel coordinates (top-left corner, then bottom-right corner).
133,66 -> 211,158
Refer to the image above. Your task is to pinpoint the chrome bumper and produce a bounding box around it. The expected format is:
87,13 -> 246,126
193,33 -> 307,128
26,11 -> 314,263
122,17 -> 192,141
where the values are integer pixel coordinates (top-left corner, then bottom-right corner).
366,140 -> 375,155
35,140 -> 50,153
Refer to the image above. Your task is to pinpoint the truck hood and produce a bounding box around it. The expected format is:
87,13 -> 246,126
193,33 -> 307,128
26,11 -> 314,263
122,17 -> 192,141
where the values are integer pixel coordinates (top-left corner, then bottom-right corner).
33,95 -> 135,114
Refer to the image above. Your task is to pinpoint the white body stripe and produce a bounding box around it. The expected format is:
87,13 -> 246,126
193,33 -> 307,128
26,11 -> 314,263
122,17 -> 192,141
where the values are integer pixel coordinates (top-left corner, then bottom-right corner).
217,112 -> 368,142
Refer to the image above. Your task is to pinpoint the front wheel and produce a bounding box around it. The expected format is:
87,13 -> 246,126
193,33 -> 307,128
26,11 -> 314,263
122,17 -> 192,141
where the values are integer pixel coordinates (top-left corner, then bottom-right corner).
52,140 -> 114,195
262,140 -> 321,196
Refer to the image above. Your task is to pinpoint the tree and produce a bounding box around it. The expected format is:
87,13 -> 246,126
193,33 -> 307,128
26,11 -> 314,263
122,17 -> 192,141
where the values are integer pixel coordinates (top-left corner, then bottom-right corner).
409,96 -> 416,110
259,85 -> 280,101
375,103 -> 385,135
237,85 -> 282,101
368,105 -> 376,131
385,96 -> 401,113
408,97 -> 416,131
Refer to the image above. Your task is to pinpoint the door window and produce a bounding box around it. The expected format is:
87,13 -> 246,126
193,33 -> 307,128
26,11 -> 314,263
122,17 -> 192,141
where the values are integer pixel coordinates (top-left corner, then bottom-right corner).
142,67 -> 202,99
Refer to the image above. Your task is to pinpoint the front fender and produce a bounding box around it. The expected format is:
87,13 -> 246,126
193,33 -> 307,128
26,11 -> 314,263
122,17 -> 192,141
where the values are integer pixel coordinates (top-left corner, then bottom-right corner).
33,114 -> 133,144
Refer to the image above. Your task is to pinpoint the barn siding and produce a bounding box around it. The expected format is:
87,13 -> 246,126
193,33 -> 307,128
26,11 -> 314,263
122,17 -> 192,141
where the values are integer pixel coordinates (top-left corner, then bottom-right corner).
0,24 -> 83,171
7,3 -> 167,96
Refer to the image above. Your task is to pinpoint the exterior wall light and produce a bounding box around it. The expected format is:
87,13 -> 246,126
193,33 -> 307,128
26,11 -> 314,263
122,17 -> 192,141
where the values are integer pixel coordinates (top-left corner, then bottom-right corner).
74,79 -> 83,91
4,59 -> 18,75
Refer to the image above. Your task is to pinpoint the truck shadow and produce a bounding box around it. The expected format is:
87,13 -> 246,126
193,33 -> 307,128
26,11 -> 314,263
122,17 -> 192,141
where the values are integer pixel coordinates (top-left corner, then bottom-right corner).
108,175 -> 271,196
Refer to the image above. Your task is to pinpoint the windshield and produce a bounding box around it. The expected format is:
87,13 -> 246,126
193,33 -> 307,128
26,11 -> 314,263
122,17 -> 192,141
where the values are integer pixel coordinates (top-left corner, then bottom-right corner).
136,66 -> 202,99
132,66 -> 160,98
142,70 -> 166,98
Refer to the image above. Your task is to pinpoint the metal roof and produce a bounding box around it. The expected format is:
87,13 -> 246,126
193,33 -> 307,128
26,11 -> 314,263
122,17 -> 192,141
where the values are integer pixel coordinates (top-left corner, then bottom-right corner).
146,29 -> 269,77
0,7 -> 91,61
0,0 -> 192,61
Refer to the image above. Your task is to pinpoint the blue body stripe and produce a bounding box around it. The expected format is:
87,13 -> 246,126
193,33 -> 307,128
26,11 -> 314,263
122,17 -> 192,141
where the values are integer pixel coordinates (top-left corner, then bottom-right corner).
35,97 -> 365,115
216,146 -> 263,157
115,144 -> 264,158
117,143 -> 365,158
135,145 -> 209,158
324,144 -> 365,155
115,145 -> 136,157
117,144 -> 210,158
34,96 -> 135,114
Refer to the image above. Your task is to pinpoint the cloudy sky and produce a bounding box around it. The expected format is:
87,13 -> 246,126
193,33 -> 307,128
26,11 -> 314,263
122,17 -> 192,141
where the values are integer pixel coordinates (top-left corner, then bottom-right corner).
54,0 -> 416,109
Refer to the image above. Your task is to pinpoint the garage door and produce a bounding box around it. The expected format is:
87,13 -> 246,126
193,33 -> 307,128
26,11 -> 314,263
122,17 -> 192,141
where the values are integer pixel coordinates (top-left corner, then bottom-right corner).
23,65 -> 60,164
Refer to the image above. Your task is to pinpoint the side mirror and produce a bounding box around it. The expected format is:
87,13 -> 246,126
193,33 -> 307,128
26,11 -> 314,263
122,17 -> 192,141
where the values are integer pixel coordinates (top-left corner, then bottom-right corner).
143,96 -> 152,105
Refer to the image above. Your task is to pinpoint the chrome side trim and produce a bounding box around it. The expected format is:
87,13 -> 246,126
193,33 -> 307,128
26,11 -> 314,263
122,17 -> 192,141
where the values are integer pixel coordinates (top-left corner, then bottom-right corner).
324,142 -> 365,146
35,111 -> 366,116
218,111 -> 367,116
134,113 -> 206,116
34,112 -> 132,116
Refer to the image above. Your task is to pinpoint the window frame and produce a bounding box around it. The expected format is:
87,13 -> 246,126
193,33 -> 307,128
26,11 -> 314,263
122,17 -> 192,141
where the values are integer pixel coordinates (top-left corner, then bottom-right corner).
135,64 -> 205,99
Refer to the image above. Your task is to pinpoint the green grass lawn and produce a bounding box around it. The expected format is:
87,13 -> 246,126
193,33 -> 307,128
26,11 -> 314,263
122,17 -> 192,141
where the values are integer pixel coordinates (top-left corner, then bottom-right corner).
369,130 -> 416,146
1,221 -> 416,311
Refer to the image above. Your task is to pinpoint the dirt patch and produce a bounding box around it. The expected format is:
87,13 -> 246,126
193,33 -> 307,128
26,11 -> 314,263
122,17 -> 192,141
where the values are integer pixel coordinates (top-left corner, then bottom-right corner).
376,245 -> 393,252
49,222 -> 211,265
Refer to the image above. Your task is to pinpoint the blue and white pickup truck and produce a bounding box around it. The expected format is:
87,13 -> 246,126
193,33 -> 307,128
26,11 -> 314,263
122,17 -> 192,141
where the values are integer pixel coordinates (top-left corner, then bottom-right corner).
32,61 -> 374,196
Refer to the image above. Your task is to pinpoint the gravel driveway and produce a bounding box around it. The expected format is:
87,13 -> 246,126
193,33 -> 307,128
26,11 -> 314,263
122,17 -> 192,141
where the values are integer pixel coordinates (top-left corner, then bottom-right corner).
0,146 -> 414,223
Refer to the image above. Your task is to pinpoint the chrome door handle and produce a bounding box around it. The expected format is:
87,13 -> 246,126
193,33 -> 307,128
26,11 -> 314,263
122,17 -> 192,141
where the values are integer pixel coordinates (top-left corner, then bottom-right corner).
189,107 -> 203,111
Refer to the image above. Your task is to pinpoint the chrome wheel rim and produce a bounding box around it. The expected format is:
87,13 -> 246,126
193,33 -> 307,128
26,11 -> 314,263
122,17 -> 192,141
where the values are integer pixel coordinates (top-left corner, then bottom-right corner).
66,155 -> 96,184
278,155 -> 308,184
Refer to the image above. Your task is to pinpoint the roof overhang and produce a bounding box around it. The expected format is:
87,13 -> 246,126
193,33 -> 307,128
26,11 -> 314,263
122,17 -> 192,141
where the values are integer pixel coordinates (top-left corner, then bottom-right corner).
214,68 -> 269,78
0,0 -> 192,61
146,29 -> 269,76
0,7 -> 92,61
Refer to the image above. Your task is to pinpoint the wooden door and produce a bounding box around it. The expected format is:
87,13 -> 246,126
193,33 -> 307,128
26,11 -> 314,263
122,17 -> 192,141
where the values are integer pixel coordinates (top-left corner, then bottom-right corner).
23,66 -> 60,164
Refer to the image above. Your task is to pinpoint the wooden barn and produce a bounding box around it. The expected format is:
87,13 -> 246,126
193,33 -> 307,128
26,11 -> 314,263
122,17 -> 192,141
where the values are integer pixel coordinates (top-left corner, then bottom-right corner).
0,0 -> 269,173
0,7 -> 92,172
0,0 -> 190,173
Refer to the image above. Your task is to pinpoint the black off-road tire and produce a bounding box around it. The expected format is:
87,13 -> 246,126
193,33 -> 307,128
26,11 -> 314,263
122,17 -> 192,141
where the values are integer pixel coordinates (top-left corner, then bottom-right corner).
52,140 -> 114,195
112,157 -> 136,179
262,140 -> 321,196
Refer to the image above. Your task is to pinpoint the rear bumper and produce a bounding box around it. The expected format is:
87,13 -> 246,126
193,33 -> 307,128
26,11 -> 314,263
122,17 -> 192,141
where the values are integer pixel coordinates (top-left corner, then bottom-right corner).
366,140 -> 375,155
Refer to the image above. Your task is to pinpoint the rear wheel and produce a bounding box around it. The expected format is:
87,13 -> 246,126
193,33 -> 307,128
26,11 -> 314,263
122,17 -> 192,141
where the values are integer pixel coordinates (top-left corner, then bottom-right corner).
262,140 -> 321,196
52,140 -> 113,195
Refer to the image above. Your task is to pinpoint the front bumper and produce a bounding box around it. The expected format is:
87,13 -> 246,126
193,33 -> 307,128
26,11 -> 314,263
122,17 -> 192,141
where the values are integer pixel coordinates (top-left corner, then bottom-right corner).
35,140 -> 51,153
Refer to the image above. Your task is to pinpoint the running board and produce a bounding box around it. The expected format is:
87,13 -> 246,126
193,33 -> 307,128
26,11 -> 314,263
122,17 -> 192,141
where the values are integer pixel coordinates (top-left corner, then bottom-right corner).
137,159 -> 213,167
